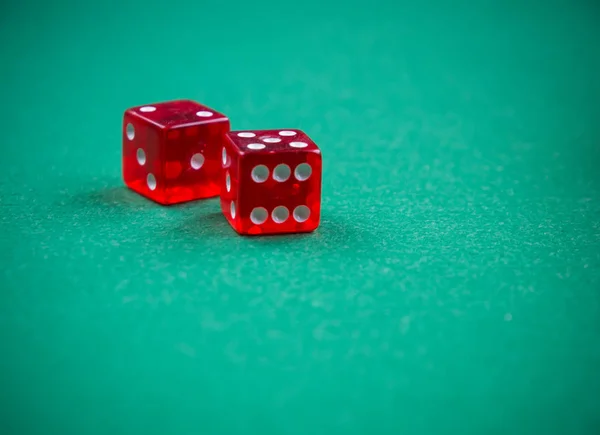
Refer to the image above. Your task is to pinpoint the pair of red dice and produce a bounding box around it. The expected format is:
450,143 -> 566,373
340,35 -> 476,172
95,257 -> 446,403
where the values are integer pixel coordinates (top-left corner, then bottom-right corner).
122,100 -> 322,236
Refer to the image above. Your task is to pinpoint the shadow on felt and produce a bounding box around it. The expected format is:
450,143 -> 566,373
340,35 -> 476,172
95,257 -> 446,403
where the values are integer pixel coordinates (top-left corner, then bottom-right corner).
63,184 -> 223,229
168,209 -> 371,250
169,210 -> 234,241
67,185 -> 222,212
229,214 -> 378,254
68,185 -> 157,210
63,185 -> 377,254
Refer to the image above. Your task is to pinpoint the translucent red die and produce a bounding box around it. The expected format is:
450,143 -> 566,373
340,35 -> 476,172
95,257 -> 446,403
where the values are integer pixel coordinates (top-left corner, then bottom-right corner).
122,100 -> 230,205
220,129 -> 322,235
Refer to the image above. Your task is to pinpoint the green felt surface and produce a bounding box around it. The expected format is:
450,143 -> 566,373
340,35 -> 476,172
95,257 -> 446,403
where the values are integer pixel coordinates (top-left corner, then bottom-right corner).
1,0 -> 600,434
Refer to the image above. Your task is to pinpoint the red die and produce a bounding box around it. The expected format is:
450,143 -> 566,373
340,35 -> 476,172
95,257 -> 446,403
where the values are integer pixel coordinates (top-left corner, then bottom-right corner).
122,100 -> 230,205
220,129 -> 322,235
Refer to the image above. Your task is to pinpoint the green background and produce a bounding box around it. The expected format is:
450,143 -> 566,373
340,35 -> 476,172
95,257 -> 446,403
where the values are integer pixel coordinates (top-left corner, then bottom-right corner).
1,0 -> 599,434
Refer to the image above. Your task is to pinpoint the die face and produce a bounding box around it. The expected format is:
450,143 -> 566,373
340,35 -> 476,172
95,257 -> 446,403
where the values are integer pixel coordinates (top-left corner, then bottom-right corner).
123,100 -> 230,205
219,138 -> 241,229
127,100 -> 229,130
221,129 -> 322,235
122,113 -> 167,202
239,151 -> 322,235
226,129 -> 320,154
161,119 -> 230,203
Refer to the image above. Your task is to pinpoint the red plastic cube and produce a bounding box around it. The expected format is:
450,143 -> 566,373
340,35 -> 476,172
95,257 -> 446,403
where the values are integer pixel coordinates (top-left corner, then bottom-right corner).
122,100 -> 230,205
220,129 -> 322,235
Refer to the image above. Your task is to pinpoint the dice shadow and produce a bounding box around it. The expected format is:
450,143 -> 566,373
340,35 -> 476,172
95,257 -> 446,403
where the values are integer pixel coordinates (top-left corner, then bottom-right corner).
171,209 -> 234,241
232,215 -> 373,252
170,209 -> 371,248
170,210 -> 335,245
69,186 -> 158,210
64,185 -> 232,244
64,185 -> 220,233
65,186 -> 373,253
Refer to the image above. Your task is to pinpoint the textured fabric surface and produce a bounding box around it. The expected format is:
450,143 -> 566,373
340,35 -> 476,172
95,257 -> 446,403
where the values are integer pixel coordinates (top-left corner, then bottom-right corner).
1,1 -> 599,434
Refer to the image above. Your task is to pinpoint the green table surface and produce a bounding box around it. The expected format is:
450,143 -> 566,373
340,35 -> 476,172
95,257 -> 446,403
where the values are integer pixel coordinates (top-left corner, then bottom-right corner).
1,1 -> 599,434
